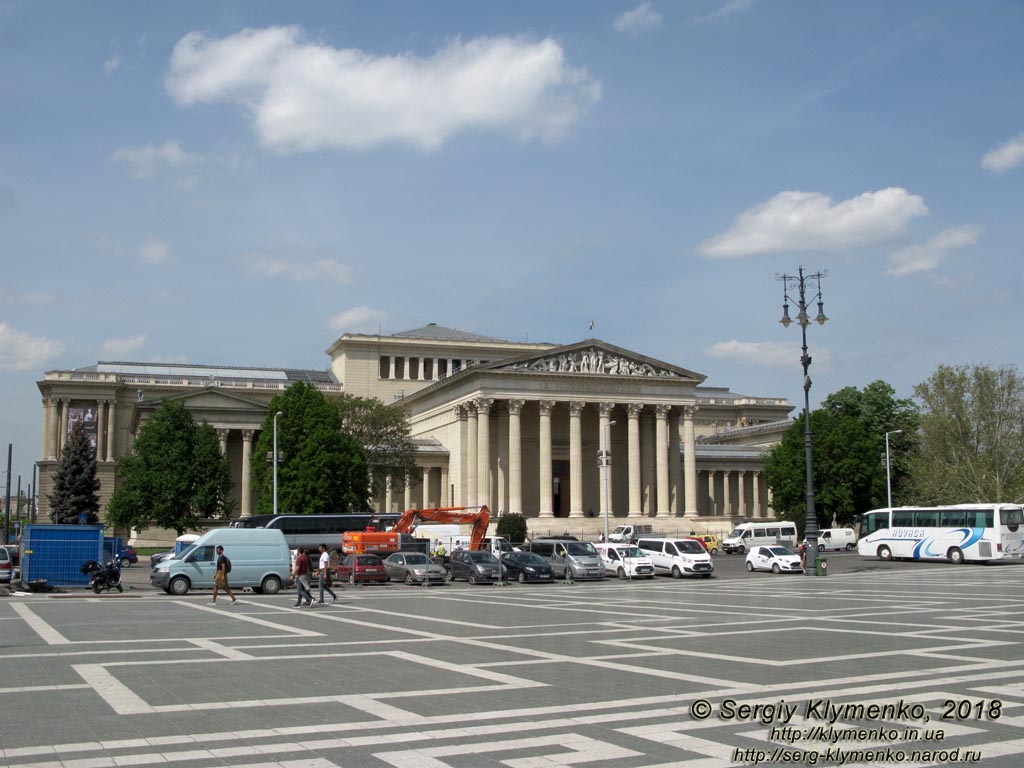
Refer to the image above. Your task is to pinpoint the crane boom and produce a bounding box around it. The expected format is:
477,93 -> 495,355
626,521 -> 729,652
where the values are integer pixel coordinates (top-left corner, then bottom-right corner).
342,505 -> 491,555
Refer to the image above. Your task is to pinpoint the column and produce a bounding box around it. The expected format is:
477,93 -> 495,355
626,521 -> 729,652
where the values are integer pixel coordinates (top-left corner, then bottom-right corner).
43,397 -> 56,459
683,405 -> 698,517
655,404 -> 670,517
422,467 -> 431,509
96,401 -> 106,460
404,473 -> 412,510
723,471 -> 732,518
538,400 -> 555,518
669,410 -> 681,516
476,398 -> 493,509
217,428 -> 229,454
598,402 -> 614,519
440,467 -> 449,506
105,399 -> 116,462
767,486 -> 775,518
707,470 -> 716,516
508,399 -> 524,516
738,470 -> 747,518
241,429 -> 254,517
496,403 -> 508,514
569,401 -> 585,518
465,402 -> 478,509
641,411 -> 655,516
58,399 -> 69,455
752,471 -> 761,518
385,475 -> 393,514
627,404 -> 642,518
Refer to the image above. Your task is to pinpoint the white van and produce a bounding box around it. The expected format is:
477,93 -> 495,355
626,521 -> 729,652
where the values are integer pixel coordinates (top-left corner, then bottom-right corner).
722,522 -> 798,554
635,537 -> 714,578
594,543 -> 655,579
525,539 -> 605,580
150,528 -> 291,596
817,527 -> 856,552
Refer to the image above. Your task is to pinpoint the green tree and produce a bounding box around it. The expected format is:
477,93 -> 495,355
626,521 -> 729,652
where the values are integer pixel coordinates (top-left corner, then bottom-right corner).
107,401 -> 233,535
496,513 -> 528,544
335,394 -> 417,500
251,382 -> 370,515
911,364 -> 1024,503
763,381 -> 918,531
49,420 -> 101,524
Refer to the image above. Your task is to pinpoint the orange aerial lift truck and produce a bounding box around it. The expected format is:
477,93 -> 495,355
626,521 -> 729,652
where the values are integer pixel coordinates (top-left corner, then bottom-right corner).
341,505 -> 492,556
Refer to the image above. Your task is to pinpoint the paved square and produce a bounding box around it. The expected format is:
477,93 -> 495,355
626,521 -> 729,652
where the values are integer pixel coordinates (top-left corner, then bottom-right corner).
2,566 -> 1024,767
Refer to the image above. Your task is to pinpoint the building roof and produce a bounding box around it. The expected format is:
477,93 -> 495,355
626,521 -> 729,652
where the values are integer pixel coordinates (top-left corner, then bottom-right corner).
84,361 -> 336,384
389,323 -> 510,343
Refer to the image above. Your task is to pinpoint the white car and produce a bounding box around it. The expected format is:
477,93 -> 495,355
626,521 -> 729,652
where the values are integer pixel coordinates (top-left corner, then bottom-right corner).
594,543 -> 655,579
745,545 -> 804,574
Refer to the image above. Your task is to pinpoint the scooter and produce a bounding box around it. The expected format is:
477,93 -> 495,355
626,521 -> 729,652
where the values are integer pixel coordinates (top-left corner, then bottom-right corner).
80,559 -> 123,594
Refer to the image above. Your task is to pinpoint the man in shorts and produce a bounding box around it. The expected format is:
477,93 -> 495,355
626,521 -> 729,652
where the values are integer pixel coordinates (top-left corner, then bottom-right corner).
211,545 -> 238,605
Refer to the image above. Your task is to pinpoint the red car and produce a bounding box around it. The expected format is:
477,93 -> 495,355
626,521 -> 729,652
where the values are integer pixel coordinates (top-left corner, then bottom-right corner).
336,554 -> 387,584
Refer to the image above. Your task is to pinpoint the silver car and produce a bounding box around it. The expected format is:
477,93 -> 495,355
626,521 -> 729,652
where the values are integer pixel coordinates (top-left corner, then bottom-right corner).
383,552 -> 447,584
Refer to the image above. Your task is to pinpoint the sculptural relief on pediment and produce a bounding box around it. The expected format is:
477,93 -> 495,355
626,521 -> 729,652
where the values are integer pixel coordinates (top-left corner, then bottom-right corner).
507,347 -> 676,378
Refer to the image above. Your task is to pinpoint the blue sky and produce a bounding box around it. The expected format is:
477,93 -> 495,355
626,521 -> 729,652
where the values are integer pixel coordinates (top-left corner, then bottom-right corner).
2,0 -> 1023,491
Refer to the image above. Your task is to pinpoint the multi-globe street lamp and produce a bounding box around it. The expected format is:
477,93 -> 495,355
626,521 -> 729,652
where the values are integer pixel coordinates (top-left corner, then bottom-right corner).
599,420 -> 616,543
885,429 -> 903,509
273,411 -> 283,517
777,266 -> 828,574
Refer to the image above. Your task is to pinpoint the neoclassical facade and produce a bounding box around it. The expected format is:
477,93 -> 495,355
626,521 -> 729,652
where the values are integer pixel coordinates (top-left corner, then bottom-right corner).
36,324 -> 793,535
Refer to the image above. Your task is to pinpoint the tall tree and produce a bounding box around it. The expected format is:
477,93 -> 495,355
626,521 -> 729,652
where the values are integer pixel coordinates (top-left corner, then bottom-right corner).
49,420 -> 101,524
336,393 -> 417,500
107,401 -> 233,535
250,382 -> 370,515
911,364 -> 1024,503
763,381 -> 918,530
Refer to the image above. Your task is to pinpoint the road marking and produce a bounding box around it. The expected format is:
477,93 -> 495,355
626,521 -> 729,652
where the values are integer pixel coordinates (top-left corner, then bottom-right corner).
72,664 -> 156,715
175,601 -> 324,636
10,603 -> 70,645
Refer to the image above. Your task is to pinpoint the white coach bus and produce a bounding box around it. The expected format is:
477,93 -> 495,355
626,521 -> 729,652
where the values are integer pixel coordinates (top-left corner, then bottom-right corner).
857,504 -> 1024,564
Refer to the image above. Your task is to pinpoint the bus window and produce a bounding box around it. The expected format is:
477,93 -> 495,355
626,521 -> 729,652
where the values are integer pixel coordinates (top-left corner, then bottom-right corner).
892,511 -> 914,527
862,512 -> 888,534
1001,507 -> 1022,531
914,510 -> 939,527
965,510 -> 994,527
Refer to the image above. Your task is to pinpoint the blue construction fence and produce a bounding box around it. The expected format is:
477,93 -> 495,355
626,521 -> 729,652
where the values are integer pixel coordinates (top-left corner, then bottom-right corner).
21,524 -> 104,588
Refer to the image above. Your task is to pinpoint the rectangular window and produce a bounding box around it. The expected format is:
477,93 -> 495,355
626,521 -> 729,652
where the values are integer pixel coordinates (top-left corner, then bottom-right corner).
395,357 -> 406,379
438,359 -> 449,378
914,510 -> 939,527
753,528 -> 766,537
424,358 -> 434,380
379,356 -> 391,379
893,510 -> 915,527
766,527 -> 779,537
409,357 -> 420,380
940,509 -> 965,527
452,359 -> 462,373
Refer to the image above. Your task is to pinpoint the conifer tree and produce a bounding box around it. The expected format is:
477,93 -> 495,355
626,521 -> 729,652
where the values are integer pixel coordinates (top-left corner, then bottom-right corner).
49,420 -> 101,524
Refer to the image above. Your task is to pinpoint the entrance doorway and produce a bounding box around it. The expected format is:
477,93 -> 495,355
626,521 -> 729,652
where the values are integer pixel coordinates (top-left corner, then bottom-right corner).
552,460 -> 569,517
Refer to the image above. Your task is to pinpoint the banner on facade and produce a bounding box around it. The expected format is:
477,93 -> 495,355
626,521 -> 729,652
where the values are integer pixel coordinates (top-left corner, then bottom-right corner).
67,401 -> 99,452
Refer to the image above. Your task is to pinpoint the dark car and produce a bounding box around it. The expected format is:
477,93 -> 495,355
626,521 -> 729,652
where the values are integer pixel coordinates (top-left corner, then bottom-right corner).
150,549 -> 174,569
336,554 -> 387,584
116,546 -> 138,568
383,552 -> 447,584
447,549 -> 501,584
501,551 -> 554,583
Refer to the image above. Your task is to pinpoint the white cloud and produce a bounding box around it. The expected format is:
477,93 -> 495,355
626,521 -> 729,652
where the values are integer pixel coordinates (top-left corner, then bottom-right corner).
166,27 -> 601,152
101,334 -> 146,358
111,141 -> 203,179
706,339 -> 831,369
328,306 -> 388,333
982,132 -> 1024,173
698,187 -> 928,258
700,0 -> 756,21
613,3 -> 663,35
104,53 -> 121,73
241,248 -> 353,285
0,323 -> 64,371
138,238 -> 171,265
886,225 -> 980,277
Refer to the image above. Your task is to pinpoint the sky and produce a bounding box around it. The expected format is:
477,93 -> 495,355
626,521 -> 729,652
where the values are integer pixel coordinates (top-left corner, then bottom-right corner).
2,0 -> 1023,494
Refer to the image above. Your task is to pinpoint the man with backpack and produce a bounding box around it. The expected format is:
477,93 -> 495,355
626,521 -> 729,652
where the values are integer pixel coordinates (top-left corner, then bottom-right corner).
211,545 -> 238,605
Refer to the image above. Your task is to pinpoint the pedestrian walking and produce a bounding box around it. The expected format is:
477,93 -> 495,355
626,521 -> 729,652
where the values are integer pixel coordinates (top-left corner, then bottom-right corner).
211,545 -> 238,606
292,547 -> 313,607
317,543 -> 338,603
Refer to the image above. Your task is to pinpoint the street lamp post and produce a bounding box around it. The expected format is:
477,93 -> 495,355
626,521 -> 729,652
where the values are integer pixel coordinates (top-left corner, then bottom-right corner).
885,430 -> 903,509
600,421 -> 616,543
273,411 -> 283,517
777,266 -> 828,574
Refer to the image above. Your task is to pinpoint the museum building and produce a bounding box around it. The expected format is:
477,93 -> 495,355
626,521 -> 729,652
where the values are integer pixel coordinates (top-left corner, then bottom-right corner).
36,324 -> 794,535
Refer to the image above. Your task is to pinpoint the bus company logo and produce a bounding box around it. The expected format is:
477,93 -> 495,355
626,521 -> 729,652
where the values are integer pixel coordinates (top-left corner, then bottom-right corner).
889,529 -> 925,539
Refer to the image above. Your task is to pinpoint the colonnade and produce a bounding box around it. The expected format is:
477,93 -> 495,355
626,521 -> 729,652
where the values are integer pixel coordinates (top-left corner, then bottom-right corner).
42,397 -> 117,462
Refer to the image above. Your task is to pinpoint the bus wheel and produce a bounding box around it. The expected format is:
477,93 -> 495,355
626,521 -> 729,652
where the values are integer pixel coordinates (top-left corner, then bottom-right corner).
948,547 -> 965,565
878,545 -> 893,561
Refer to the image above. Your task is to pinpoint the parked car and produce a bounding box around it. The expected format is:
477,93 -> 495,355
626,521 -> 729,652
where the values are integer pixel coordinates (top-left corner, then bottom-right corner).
115,546 -> 138,568
594,543 -> 656,579
383,552 -> 446,584
336,553 -> 387,584
745,545 -> 804,574
500,551 -> 554,583
150,549 -> 175,569
696,535 -> 719,555
0,545 -> 12,584
636,537 -> 714,578
447,549 -> 501,583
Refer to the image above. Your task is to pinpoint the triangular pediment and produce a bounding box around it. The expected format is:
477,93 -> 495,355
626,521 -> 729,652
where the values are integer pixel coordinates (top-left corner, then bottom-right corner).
142,388 -> 270,412
486,339 -> 706,383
